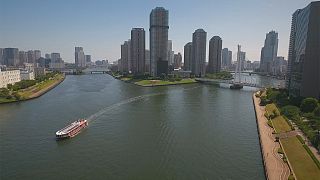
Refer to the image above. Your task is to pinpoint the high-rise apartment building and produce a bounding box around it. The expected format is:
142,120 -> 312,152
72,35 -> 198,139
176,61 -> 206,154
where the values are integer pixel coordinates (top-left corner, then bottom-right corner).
167,40 -> 174,66
183,42 -> 192,71
286,1 -> 320,99
75,47 -> 86,68
260,31 -> 278,73
34,50 -> 41,61
191,29 -> 207,77
19,51 -> 28,65
85,55 -> 91,64
150,7 -> 169,76
173,53 -> 182,69
208,36 -> 222,73
45,53 -> 51,59
222,48 -> 232,70
0,48 -> 3,65
120,40 -> 130,73
145,49 -> 150,73
27,50 -> 35,64
51,53 -> 61,63
131,28 -> 145,74
3,48 -> 19,67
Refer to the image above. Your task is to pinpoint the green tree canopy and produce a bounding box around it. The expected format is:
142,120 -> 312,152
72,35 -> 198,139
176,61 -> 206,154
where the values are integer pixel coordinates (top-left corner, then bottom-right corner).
300,98 -> 319,113
281,105 -> 300,120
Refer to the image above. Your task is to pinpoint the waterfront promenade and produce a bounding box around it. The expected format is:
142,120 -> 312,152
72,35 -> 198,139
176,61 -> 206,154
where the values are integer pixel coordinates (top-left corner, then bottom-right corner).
253,93 -> 290,180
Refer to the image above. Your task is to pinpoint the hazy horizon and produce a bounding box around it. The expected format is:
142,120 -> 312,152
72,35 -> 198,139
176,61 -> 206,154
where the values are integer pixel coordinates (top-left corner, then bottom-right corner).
0,0 -> 313,63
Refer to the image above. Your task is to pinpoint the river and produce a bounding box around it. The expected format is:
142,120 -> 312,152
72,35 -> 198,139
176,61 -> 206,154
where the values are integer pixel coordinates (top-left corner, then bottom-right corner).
0,74 -> 283,179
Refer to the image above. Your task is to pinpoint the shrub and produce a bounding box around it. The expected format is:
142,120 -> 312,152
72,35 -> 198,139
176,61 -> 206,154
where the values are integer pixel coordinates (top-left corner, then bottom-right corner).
300,97 -> 319,113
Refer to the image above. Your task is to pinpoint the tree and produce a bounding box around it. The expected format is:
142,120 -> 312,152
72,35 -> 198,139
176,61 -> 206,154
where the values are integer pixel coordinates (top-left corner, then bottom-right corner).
313,106 -> 320,117
281,105 -> 300,120
300,98 -> 319,113
0,88 -> 10,99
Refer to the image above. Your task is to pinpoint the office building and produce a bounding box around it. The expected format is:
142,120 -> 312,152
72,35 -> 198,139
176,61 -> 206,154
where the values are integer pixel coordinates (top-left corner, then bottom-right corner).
286,1 -> 320,99
183,42 -> 192,71
0,69 -> 21,88
192,29 -> 207,77
260,31 -> 279,73
150,7 -> 169,76
75,47 -> 86,68
3,48 -> 19,67
208,36 -> 222,73
131,28 -> 145,74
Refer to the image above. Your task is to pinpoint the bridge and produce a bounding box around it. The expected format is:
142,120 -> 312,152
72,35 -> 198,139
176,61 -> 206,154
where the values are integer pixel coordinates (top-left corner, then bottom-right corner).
82,67 -> 110,74
195,78 -> 262,88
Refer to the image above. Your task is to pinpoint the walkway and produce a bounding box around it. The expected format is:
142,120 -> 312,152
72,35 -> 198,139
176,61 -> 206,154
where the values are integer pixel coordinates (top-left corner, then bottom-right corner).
253,94 -> 290,180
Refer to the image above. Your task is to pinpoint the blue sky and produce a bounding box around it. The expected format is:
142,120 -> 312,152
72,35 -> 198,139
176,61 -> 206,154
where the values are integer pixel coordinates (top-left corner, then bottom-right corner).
0,0 -> 313,63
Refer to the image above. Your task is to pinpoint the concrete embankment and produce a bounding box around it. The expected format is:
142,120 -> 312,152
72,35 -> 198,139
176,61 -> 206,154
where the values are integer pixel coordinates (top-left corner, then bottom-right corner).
252,93 -> 290,180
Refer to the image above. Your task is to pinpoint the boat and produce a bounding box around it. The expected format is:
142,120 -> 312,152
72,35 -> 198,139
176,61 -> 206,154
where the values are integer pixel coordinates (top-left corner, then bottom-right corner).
230,83 -> 243,89
55,119 -> 88,140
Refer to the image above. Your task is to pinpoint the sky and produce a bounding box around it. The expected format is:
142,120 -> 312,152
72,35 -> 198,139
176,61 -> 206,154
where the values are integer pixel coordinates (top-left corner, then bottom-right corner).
0,0 -> 313,63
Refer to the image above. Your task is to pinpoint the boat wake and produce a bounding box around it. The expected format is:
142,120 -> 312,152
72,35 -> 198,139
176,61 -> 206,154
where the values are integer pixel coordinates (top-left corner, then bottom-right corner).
86,85 -> 202,123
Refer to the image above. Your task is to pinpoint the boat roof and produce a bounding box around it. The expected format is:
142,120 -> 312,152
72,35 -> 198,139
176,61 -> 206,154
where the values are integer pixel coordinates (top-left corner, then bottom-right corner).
56,120 -> 86,135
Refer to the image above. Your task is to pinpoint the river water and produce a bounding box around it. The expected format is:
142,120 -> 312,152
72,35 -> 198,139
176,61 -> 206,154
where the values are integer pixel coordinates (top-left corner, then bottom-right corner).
0,74 -> 283,179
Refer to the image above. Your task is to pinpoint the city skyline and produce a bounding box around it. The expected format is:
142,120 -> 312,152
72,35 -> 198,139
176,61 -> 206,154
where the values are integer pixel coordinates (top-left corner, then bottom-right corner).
0,0 -> 314,62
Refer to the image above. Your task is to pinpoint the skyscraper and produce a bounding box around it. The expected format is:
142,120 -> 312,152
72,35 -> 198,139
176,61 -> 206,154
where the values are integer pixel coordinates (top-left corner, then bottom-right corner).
3,48 -> 19,67
222,48 -> 232,70
183,42 -> 192,71
173,53 -> 182,69
131,28 -> 145,74
85,55 -> 91,64
120,40 -> 130,73
208,36 -> 222,73
19,51 -> 28,65
34,50 -> 41,61
51,53 -> 61,63
286,1 -> 320,99
0,48 -> 3,65
167,40 -> 174,66
145,49 -> 150,73
75,47 -> 86,68
27,50 -> 35,64
45,53 -> 51,59
192,29 -> 207,77
150,7 -> 169,76
260,31 -> 278,73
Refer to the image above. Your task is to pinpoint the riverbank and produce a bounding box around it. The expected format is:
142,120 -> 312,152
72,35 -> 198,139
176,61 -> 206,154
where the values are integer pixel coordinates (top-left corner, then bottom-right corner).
0,74 -> 65,104
109,73 -> 198,87
252,93 -> 290,180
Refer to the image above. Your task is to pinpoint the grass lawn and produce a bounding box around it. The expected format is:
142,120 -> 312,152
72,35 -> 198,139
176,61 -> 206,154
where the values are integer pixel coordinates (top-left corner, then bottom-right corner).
0,97 -> 16,103
281,136 -> 320,180
265,103 -> 280,117
272,116 -> 292,133
134,78 -> 197,86
18,74 -> 64,99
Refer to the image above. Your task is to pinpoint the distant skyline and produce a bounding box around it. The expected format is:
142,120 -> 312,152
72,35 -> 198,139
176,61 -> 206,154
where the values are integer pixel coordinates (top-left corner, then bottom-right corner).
0,0 -> 313,63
